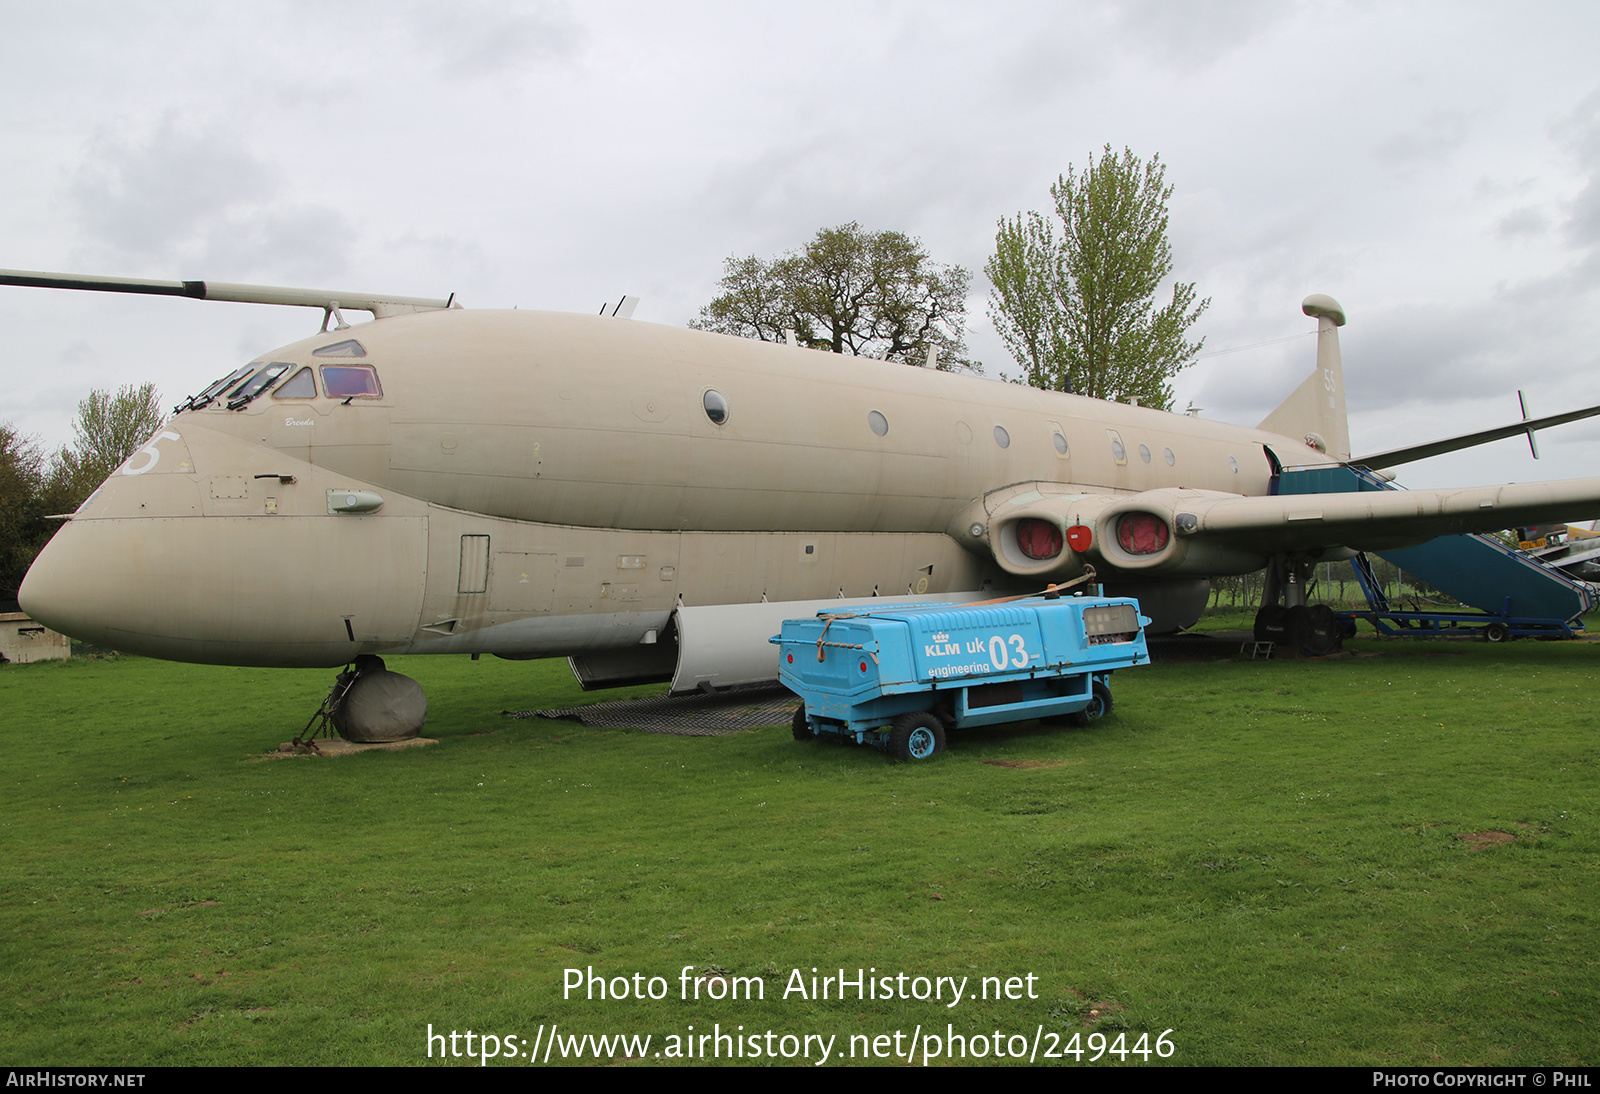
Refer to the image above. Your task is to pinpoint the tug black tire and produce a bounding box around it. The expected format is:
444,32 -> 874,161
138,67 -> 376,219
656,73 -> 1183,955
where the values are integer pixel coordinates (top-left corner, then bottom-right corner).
1067,680 -> 1113,728
792,704 -> 817,741
888,712 -> 945,761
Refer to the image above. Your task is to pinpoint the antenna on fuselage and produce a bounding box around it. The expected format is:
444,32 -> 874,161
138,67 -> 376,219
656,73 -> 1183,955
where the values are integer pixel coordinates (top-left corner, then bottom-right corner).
600,295 -> 639,319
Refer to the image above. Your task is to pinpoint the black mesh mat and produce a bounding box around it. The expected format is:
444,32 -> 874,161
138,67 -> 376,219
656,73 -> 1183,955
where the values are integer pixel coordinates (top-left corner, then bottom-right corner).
507,685 -> 799,736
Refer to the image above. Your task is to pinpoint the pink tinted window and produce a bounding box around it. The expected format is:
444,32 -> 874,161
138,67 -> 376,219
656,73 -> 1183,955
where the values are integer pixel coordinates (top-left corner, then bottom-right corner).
320,365 -> 382,398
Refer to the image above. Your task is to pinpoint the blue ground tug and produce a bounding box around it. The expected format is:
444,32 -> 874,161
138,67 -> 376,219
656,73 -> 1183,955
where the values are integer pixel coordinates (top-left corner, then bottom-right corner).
773,585 -> 1151,761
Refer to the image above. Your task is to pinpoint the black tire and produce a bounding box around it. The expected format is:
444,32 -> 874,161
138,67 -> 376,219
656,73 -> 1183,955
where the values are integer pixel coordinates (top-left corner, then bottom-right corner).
888,711 -> 945,761
1067,680 -> 1113,727
1485,622 -> 1510,643
1282,604 -> 1309,652
792,703 -> 817,741
1294,604 -> 1343,657
1254,604 -> 1288,644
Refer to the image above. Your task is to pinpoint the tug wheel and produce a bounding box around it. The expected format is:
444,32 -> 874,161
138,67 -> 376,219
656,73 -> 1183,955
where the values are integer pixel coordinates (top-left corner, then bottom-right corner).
792,703 -> 817,741
889,712 -> 945,761
1067,680 -> 1114,728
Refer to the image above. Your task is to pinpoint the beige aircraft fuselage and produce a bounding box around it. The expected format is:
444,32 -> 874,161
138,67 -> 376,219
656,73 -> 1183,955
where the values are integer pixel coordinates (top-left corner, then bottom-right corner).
21,302 -> 1600,688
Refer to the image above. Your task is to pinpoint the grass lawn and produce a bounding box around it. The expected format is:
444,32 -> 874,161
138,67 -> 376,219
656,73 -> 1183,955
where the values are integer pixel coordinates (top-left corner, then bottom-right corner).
1,637 -> 1596,1066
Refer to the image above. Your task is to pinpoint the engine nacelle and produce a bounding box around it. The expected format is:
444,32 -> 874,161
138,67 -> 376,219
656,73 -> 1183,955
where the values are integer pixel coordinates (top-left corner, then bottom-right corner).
955,484 -> 1271,580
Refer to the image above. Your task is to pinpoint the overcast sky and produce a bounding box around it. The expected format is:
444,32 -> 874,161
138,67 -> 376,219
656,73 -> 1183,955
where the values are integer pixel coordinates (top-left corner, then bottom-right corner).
4,0 -> 1598,490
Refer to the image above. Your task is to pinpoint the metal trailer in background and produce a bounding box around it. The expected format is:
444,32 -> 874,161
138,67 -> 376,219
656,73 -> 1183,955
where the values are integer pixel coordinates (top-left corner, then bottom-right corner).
1342,551 -> 1585,642
773,592 -> 1151,761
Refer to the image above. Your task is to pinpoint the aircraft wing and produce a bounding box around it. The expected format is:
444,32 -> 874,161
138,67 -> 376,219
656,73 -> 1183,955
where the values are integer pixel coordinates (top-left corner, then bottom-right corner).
1350,402 -> 1600,470
974,475 -> 1600,580
1174,477 -> 1600,553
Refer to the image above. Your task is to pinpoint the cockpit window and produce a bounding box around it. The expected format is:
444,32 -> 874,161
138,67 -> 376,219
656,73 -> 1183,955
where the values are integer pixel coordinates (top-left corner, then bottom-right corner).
176,364 -> 255,412
272,367 -> 317,400
227,363 -> 292,409
321,364 -> 382,399
313,338 -> 367,357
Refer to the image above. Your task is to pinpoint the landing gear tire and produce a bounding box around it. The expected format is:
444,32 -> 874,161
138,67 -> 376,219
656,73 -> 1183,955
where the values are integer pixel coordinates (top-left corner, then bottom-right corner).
1292,604 -> 1344,657
888,711 -> 945,762
1067,680 -> 1113,728
1485,622 -> 1510,643
792,703 -> 817,741
1254,604 -> 1289,644
331,654 -> 427,742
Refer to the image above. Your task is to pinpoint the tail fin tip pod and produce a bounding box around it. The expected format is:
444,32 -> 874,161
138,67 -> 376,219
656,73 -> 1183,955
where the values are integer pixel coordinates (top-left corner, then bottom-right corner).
1258,293 -> 1350,463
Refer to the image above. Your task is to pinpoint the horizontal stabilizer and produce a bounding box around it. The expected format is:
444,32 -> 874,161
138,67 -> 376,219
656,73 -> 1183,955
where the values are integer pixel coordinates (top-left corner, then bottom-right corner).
1352,403 -> 1600,470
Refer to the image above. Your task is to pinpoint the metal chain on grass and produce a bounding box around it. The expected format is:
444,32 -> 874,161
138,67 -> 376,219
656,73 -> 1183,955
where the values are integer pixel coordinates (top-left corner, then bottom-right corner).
293,665 -> 359,753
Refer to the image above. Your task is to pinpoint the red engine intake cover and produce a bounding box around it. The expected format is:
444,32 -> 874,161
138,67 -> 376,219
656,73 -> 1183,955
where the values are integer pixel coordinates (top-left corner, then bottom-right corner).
1116,512 -> 1170,555
1015,518 -> 1064,560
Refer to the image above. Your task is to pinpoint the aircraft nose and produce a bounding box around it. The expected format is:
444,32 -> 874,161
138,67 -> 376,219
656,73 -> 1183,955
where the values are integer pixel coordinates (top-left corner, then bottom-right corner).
18,519 -> 130,651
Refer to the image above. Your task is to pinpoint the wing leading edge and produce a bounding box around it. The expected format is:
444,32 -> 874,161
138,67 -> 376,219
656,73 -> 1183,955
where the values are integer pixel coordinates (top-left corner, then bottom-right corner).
1173,477 -> 1600,553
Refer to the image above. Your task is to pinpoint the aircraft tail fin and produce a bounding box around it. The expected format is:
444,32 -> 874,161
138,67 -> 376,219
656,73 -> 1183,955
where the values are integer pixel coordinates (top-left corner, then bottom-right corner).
1257,294 -> 1350,461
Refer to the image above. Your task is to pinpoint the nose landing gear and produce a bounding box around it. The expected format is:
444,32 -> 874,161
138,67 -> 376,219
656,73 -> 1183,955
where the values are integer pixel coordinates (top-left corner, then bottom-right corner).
297,654 -> 428,748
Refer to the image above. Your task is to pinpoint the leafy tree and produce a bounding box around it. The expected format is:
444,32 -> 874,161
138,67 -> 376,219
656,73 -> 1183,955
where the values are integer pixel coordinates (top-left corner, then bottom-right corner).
987,146 -> 1208,408
52,383 -> 165,504
0,385 -> 163,606
693,222 -> 978,371
0,423 -> 48,605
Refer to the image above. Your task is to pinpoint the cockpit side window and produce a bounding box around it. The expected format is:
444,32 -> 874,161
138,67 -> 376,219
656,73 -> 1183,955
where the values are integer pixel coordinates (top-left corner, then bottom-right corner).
321,364 -> 383,399
177,364 -> 255,412
313,338 -> 367,358
272,367 -> 317,400
227,362 -> 292,409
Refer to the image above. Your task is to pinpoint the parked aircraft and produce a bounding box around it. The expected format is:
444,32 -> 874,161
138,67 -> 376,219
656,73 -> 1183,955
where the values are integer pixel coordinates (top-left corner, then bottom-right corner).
11,268 -> 1600,731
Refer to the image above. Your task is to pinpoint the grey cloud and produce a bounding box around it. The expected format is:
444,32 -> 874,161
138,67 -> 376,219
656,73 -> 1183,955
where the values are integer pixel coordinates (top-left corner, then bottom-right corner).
196,206 -> 357,282
408,2 -> 585,79
986,0 -> 1288,107
1559,90 -> 1600,249
1496,206 -> 1550,239
1105,0 -> 1291,72
990,27 -> 1110,105
71,114 -> 275,258
1372,108 -> 1474,169
1570,180 -> 1600,248
68,114 -> 355,279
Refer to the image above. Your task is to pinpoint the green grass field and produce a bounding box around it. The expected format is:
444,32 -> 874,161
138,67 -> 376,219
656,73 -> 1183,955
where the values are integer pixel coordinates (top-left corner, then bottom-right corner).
2,638 -> 1596,1067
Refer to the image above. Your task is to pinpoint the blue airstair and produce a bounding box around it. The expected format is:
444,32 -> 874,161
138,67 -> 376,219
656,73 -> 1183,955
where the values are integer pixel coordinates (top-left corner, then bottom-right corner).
1276,465 -> 1593,640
